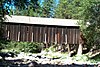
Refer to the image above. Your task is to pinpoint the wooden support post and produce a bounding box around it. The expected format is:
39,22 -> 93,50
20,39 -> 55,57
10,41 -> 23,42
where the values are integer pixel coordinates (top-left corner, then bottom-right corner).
55,33 -> 57,45
44,33 -> 47,44
77,32 -> 83,55
65,33 -> 71,56
18,31 -> 20,41
44,33 -> 48,48
7,30 -> 9,40
77,43 -> 83,55
31,32 -> 33,42
67,44 -> 71,56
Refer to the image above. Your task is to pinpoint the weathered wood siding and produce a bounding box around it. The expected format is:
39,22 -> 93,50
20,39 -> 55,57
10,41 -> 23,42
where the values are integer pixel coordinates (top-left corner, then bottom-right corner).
3,22 -> 80,45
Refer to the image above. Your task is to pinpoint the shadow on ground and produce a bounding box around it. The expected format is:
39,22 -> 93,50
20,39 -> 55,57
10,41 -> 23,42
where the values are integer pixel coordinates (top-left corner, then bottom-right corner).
0,59 -> 98,67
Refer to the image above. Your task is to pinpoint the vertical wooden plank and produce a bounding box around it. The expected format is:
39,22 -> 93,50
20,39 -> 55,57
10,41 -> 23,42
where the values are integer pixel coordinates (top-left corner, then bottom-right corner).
65,27 -> 68,44
73,29 -> 75,44
60,28 -> 62,44
39,27 -> 41,42
57,27 -> 58,44
47,27 -> 50,43
49,27 -> 52,44
67,28 -> 69,44
33,25 -> 35,42
61,28 -> 63,44
20,25 -> 23,41
31,25 -> 34,42
12,24 -> 14,41
71,28 -> 74,44
41,26 -> 44,43
26,26 -> 29,42
42,26 -> 45,43
37,27 -> 39,42
19,24 -> 22,41
69,28 -> 72,44
9,24 -> 13,40
76,29 -> 78,44
35,26 -> 38,42
55,27 -> 57,44
13,24 -> 15,41
70,28 -> 72,44
43,26 -> 48,48
40,26 -> 43,43
52,27 -> 55,44
57,27 -> 61,44
44,26 -> 47,43
16,24 -> 19,41
28,25 -> 32,42
33,26 -> 36,42
16,24 -> 18,41
8,24 -> 11,40
23,25 -> 25,41
51,27 -> 53,44
17,24 -> 20,41
46,26 -> 48,44
40,26 -> 44,43
27,25 -> 29,42
63,28 -> 66,43
35,26 -> 37,42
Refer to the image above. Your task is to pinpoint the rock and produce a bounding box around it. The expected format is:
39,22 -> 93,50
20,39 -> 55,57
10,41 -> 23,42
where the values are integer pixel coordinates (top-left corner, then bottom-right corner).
28,61 -> 38,67
28,62 -> 34,67
36,55 -> 41,58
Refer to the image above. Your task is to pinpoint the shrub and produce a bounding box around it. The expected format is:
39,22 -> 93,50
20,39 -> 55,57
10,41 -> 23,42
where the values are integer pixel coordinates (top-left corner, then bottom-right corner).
5,41 -> 43,53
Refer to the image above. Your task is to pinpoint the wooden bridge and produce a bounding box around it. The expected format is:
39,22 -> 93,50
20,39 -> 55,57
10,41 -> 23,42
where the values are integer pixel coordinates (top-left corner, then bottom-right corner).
3,15 -> 80,48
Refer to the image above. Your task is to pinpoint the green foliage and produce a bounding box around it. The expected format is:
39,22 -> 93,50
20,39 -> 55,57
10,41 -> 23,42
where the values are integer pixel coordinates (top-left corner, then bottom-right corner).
72,54 -> 89,62
5,41 -> 43,53
0,0 -> 8,50
90,54 -> 100,63
77,0 -> 100,49
4,0 -> 56,17
72,54 -> 100,63
55,0 -> 100,50
5,0 -> 41,17
54,0 -> 72,19
44,45 -> 56,52
41,0 -> 56,18
0,0 -> 5,22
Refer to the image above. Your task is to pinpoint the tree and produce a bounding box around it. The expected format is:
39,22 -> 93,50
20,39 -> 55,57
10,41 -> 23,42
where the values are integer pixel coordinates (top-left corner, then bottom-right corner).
54,0 -> 83,55
67,0 -> 100,55
54,0 -> 100,55
14,0 -> 41,17
79,0 -> 100,50
0,0 -> 8,49
41,0 -> 56,18
0,0 -> 4,23
0,0 -> 5,38
3,0 -> 41,17
54,0 -> 72,19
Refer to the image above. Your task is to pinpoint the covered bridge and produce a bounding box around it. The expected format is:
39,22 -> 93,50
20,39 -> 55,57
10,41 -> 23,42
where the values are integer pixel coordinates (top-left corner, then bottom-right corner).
3,15 -> 80,46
